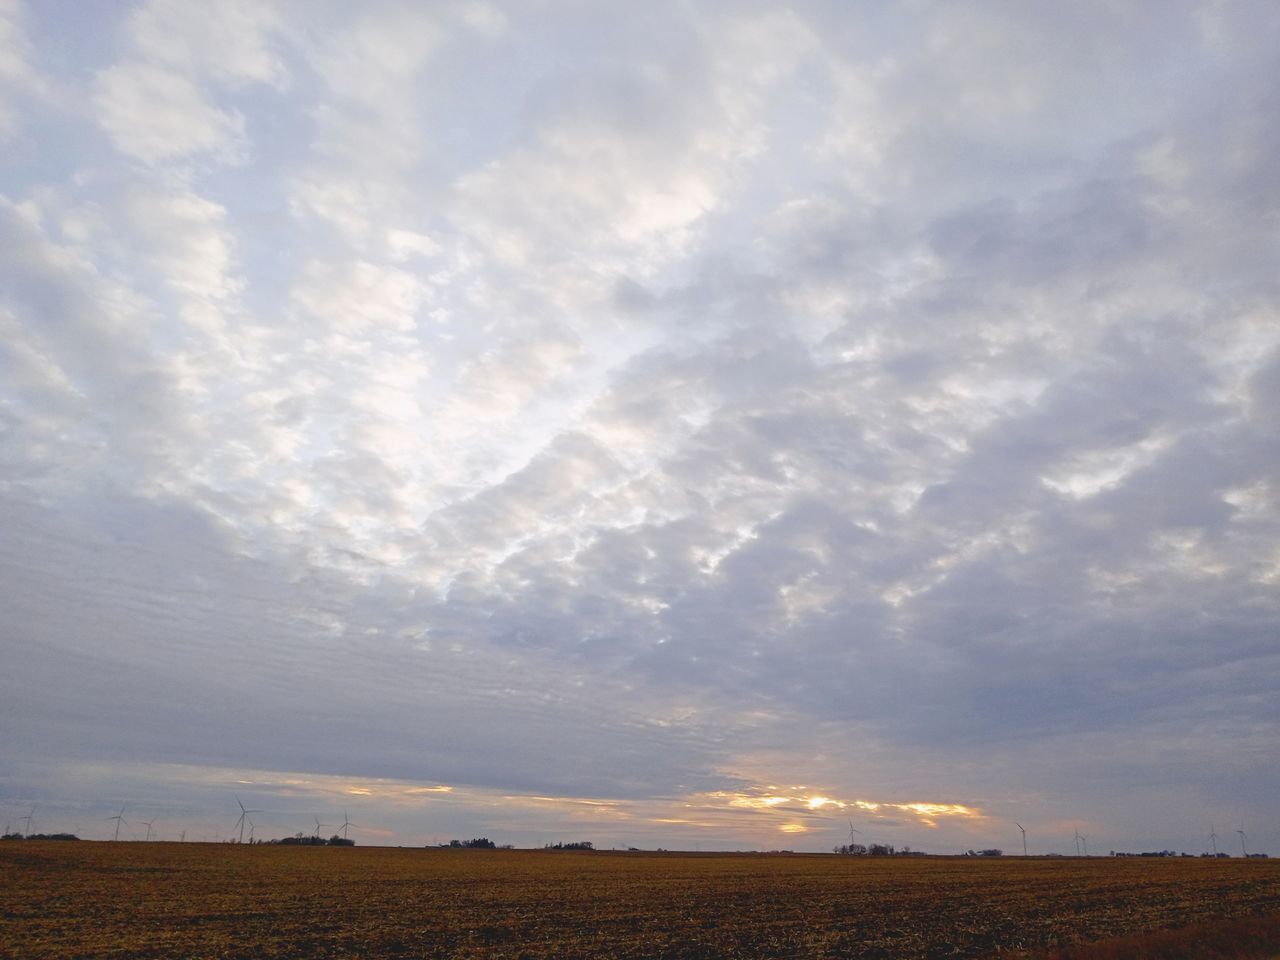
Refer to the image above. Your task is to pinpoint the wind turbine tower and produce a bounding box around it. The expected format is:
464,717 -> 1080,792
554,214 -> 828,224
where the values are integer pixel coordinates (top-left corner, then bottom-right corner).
339,811 -> 358,840
1210,824 -> 1219,856
1015,822 -> 1027,857
234,796 -> 263,844
108,806 -> 128,842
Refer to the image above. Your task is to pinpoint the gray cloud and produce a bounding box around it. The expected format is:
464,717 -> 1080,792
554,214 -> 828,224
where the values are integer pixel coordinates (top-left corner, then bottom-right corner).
1,0 -> 1277,853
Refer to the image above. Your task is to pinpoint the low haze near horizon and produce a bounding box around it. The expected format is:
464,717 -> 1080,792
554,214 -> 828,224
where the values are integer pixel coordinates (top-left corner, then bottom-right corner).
1,0 -> 1278,855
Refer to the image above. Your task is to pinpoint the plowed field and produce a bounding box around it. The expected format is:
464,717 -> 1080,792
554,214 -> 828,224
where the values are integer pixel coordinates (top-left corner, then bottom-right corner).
2,843 -> 1278,959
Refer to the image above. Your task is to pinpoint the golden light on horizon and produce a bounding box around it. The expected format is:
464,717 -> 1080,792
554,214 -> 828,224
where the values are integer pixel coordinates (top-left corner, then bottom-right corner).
698,786 -> 985,830
515,796 -> 618,807
898,803 -> 978,818
718,792 -> 793,810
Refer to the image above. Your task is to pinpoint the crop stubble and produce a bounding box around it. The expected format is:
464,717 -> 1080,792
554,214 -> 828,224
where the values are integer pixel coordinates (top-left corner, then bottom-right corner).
2,843 -> 1278,959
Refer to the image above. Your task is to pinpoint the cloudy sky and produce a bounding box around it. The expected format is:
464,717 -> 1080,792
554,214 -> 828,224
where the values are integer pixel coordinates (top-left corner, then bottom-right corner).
1,0 -> 1277,854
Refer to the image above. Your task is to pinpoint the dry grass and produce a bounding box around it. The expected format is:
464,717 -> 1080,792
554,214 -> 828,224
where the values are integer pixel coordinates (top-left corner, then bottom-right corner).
1,842 -> 1278,959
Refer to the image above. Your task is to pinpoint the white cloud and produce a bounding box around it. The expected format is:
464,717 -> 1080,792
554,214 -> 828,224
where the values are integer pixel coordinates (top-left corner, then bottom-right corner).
284,4 -> 479,241
306,5 -> 443,109
120,188 -> 243,301
450,42 -> 735,275
90,0 -> 289,164
0,0 -> 49,138
125,0 -> 286,87
291,258 -> 424,338
93,62 -> 246,163
387,228 -> 439,262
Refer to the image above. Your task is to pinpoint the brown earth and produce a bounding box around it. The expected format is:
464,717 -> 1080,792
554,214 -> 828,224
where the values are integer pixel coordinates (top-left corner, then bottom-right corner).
2,842 -> 1278,959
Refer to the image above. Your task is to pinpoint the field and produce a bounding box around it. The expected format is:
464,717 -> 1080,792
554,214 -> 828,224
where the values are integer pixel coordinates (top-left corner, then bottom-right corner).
2,843 -> 1279,959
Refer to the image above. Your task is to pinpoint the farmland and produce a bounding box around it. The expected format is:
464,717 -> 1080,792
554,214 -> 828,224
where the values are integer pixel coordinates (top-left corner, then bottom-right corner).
2,842 -> 1279,959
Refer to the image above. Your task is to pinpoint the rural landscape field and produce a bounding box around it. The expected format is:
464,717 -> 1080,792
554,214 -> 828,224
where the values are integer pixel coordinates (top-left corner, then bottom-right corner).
3,842 -> 1279,959
4,8 -> 1280,960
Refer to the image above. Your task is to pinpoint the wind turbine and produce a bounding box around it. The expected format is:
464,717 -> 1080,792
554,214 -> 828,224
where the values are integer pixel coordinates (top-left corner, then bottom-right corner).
1072,828 -> 1081,857
1080,834 -> 1088,857
1209,824 -> 1219,856
1237,825 -> 1248,858
179,830 -> 186,843
1015,822 -> 1027,857
107,806 -> 128,842
313,816 -> 330,840
234,796 -> 263,844
139,818 -> 156,842
19,806 -> 35,837
339,811 -> 358,840
847,820 -> 860,849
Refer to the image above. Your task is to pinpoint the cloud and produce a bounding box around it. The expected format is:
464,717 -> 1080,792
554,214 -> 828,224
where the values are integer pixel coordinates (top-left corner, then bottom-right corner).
2,1 -> 1278,854
90,0 -> 288,164
0,198 -> 195,481
125,0 -> 285,88
285,4 -> 503,244
0,0 -> 37,137
93,62 -> 246,164
119,187 -> 244,302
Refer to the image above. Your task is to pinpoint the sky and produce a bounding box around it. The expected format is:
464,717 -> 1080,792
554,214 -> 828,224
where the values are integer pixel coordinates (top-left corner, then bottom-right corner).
1,0 -> 1277,855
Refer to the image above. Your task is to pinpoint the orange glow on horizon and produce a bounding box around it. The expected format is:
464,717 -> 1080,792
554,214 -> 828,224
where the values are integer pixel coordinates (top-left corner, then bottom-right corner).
698,787 -> 984,828
82,761 -> 985,844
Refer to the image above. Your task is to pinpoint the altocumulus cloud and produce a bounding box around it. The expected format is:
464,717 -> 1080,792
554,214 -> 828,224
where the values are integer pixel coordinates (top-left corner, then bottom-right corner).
0,0 -> 1277,853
